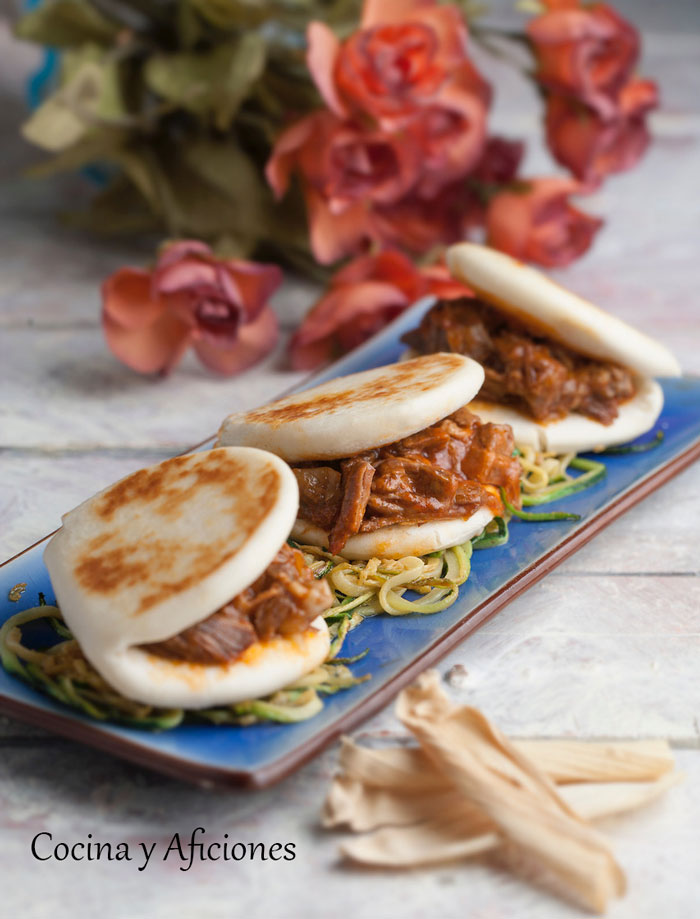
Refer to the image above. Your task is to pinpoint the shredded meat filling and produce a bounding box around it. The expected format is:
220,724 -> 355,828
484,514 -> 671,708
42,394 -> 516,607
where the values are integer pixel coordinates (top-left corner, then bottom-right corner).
142,544 -> 332,666
402,299 -> 637,424
295,408 -> 521,554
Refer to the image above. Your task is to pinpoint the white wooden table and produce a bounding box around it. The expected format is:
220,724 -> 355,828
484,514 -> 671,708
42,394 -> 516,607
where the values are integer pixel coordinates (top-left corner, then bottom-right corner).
1,6 -> 699,917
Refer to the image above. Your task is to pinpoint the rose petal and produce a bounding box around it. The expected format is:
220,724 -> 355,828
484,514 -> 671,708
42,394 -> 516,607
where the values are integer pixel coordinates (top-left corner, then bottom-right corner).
321,121 -> 422,207
412,73 -> 488,198
296,280 -> 408,346
193,306 -> 278,376
266,113 -> 326,199
306,188 -> 372,264
546,94 -> 651,184
332,249 -> 420,293
155,258 -> 219,297
361,1 -> 469,75
156,240 -> 212,271
362,0 -> 437,30
223,261 -> 284,321
420,264 -> 473,300
487,176 -> 603,267
101,268 -> 164,331
307,22 -> 347,117
528,6 -> 639,115
290,281 -> 409,371
103,309 -> 191,375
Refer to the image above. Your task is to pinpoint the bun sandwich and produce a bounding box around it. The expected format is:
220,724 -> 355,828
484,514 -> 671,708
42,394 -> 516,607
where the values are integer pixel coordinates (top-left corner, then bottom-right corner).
43,447 -> 332,709
217,354 -> 522,559
402,244 -> 680,454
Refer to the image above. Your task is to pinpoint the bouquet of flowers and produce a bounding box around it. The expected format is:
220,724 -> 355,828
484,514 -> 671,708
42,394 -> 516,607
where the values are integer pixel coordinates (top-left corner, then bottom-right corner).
16,0 -> 658,374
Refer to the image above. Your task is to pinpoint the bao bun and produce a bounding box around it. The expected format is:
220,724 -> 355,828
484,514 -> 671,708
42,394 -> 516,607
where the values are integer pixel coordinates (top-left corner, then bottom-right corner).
43,447 -> 330,709
217,353 -> 485,462
444,243 -> 680,453
469,377 -> 663,454
218,355 -> 496,559
292,511 -> 495,561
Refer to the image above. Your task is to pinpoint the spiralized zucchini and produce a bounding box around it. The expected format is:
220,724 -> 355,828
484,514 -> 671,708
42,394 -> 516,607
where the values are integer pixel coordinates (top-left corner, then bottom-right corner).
301,541 -> 472,619
0,603 -> 368,730
515,445 -> 606,507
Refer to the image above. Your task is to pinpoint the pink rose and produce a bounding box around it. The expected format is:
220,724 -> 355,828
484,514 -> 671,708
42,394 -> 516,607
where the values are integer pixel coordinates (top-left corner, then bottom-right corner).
486,177 -> 602,267
102,241 -> 282,375
307,0 -> 476,125
410,73 -> 489,198
289,249 -> 471,370
528,3 -> 639,117
266,111 -> 422,264
471,136 -> 525,185
545,78 -> 658,183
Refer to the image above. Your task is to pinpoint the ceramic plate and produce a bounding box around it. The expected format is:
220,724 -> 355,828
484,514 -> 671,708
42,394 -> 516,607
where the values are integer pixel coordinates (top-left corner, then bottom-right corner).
2,296 -> 699,788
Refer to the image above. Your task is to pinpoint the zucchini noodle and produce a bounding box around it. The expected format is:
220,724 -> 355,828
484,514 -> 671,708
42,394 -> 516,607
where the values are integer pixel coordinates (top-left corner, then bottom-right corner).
0,603 -> 368,730
517,444 -> 576,495
515,445 -> 606,506
296,541 -> 473,653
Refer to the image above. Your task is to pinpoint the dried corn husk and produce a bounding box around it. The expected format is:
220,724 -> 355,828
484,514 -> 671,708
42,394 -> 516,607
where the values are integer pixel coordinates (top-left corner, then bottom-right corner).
324,671 -> 680,915
513,739 -> 674,784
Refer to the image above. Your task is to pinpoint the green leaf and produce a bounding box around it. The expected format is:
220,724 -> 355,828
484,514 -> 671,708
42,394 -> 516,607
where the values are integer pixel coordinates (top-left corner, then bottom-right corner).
176,0 -> 205,48
144,34 -> 266,130
15,0 -> 119,47
24,127 -> 128,177
22,46 -> 126,153
186,0 -> 275,30
181,137 -> 267,230
64,176 -> 161,235
159,140 -> 267,245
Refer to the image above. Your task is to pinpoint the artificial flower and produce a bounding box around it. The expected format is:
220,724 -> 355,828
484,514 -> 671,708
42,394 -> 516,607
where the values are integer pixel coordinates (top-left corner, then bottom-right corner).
486,177 -> 602,267
267,0 -> 490,264
266,110 -> 423,263
545,78 -> 658,184
528,3 -> 639,117
307,0 -> 476,125
410,74 -> 488,198
289,249 -> 470,370
102,241 -> 282,375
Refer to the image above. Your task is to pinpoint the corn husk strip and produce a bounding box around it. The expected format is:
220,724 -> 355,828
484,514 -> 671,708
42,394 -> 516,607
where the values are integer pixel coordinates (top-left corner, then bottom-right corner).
513,739 -> 674,784
324,771 -> 681,837
322,776 -> 473,832
341,814 -> 501,867
334,735 -> 674,796
395,672 -> 625,914
561,772 -> 683,821
335,737 -> 443,792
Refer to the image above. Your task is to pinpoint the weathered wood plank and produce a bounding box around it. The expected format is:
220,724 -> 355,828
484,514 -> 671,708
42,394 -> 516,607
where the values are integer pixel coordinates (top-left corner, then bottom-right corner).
0,727 -> 696,919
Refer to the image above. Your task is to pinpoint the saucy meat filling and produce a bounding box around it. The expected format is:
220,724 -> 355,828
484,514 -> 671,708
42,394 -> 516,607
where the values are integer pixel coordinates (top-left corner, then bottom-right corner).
402,299 -> 637,425
142,544 -> 332,665
294,407 -> 521,554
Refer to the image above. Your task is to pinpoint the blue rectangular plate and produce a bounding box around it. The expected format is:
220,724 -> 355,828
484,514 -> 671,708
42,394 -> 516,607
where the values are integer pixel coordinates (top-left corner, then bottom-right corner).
2,296 -> 700,788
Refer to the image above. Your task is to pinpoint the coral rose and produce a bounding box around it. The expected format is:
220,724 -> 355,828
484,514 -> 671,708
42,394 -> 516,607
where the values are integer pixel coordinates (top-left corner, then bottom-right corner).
307,0 -> 475,125
472,136 -> 525,185
289,249 -> 470,370
102,241 -> 282,375
528,3 -> 639,117
266,111 -> 422,264
545,78 -> 658,184
372,183 -> 468,253
486,177 -> 602,267
410,73 -> 489,198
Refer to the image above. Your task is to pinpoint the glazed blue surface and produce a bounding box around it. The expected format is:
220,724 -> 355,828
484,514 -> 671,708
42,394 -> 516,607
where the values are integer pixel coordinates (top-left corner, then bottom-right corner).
2,296 -> 699,780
